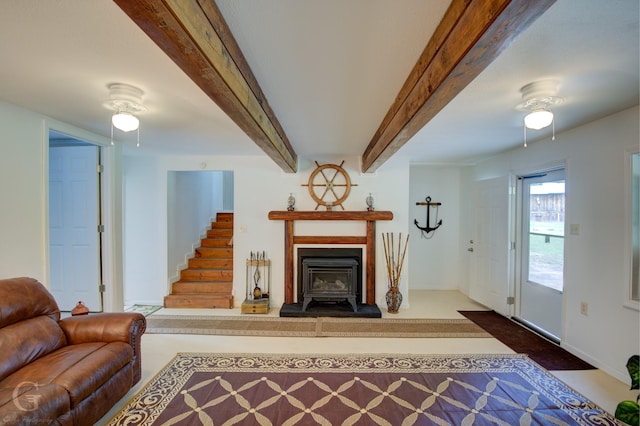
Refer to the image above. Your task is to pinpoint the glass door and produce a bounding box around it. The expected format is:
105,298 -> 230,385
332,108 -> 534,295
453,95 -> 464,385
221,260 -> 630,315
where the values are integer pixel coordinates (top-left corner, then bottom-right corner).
516,168 -> 565,341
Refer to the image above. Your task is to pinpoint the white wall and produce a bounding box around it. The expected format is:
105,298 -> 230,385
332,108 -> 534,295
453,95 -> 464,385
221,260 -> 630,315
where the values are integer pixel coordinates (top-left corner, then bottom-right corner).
462,106 -> 640,382
123,154 -> 166,305
408,166 -> 463,290
222,170 -> 234,211
0,100 -> 122,311
123,155 -> 410,309
0,101 -> 47,281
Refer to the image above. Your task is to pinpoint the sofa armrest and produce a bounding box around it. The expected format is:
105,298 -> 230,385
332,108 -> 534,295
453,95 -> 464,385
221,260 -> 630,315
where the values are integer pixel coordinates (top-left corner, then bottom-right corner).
59,313 -> 146,384
60,312 -> 146,345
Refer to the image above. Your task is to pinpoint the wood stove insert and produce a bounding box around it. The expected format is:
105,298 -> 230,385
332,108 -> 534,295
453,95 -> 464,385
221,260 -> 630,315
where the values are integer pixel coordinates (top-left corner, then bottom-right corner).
301,257 -> 358,312
297,247 -> 362,312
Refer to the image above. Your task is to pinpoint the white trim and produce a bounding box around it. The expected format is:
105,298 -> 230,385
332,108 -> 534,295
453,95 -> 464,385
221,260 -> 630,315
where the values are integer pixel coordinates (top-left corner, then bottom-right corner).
512,160 -> 567,341
43,118 -> 124,312
169,220 -> 212,286
41,120 -> 50,288
507,174 -> 517,318
623,147 -> 640,311
101,143 -> 125,312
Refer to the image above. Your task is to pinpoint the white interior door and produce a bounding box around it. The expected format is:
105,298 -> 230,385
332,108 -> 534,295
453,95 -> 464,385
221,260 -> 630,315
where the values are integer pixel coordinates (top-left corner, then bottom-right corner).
468,176 -> 512,316
516,169 -> 565,340
49,145 -> 102,311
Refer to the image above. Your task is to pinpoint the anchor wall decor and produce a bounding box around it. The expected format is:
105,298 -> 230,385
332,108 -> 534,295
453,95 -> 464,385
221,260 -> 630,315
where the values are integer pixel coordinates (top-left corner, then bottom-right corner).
414,196 -> 442,238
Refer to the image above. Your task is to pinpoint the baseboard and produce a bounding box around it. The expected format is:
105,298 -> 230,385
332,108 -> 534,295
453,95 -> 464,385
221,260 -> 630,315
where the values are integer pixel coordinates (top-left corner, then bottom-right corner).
561,341 -> 627,383
170,221 -> 212,285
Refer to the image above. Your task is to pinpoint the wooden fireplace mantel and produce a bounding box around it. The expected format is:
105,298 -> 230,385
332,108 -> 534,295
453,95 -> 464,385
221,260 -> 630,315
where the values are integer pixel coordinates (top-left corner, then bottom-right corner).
268,211 -> 393,221
268,210 -> 393,305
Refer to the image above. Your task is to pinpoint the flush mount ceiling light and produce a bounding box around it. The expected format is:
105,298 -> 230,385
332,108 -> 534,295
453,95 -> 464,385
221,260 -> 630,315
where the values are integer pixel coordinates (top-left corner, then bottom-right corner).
111,111 -> 139,132
516,81 -> 563,147
104,83 -> 147,146
524,109 -> 554,130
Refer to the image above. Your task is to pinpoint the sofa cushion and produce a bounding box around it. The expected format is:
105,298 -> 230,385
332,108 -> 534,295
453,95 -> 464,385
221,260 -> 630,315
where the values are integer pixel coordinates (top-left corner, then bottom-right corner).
0,383 -> 70,426
0,277 -> 60,327
1,342 -> 133,408
68,364 -> 133,426
0,316 -> 67,381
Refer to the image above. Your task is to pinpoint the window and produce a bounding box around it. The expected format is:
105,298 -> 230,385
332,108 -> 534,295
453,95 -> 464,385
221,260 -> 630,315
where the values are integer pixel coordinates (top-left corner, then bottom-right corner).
527,178 -> 565,291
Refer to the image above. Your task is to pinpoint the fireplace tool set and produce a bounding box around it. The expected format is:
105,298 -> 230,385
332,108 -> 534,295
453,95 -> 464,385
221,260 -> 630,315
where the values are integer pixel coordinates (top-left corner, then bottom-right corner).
241,251 -> 271,314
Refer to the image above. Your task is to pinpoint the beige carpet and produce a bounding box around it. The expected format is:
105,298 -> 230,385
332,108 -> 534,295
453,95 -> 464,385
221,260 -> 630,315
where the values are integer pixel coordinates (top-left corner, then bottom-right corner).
145,315 -> 491,338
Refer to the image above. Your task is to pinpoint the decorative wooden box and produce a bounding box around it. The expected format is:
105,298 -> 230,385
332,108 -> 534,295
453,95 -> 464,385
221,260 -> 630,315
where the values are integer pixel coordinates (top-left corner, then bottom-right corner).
241,298 -> 269,314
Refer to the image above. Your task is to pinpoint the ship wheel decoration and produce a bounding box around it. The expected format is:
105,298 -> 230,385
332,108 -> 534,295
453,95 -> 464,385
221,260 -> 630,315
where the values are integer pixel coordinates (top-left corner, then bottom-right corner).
302,161 -> 356,210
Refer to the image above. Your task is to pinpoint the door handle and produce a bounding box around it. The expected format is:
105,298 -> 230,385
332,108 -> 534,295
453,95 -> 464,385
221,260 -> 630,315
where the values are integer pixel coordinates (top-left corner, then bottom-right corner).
467,247 -> 474,252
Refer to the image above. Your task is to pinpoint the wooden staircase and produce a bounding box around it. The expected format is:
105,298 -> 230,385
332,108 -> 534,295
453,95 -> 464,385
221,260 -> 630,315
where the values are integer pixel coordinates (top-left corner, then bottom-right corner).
164,212 -> 234,308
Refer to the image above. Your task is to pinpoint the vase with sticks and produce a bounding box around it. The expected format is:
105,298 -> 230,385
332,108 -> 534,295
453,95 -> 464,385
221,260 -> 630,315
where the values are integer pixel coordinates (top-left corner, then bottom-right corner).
382,232 -> 409,313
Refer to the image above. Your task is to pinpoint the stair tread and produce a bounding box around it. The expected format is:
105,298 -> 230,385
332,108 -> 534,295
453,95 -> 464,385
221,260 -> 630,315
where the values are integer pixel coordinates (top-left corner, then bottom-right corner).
187,267 -> 233,270
164,294 -> 234,308
178,270 -> 232,278
197,246 -> 232,249
180,278 -> 233,281
188,266 -> 232,270
182,268 -> 232,271
171,282 -> 232,293
166,293 -> 232,297
165,294 -> 233,299
189,257 -> 232,261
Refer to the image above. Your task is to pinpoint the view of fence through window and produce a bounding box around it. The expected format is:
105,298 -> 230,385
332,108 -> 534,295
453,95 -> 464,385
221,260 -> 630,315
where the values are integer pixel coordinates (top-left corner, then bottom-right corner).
529,180 -> 565,291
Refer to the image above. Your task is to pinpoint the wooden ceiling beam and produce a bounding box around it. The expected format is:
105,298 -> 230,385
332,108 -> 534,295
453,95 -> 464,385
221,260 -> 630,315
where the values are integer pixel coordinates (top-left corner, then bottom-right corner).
361,0 -> 555,172
114,0 -> 298,172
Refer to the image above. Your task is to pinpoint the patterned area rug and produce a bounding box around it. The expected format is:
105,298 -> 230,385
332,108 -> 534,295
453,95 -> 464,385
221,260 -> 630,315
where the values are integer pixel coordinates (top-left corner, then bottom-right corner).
108,353 -> 616,425
145,315 -> 491,338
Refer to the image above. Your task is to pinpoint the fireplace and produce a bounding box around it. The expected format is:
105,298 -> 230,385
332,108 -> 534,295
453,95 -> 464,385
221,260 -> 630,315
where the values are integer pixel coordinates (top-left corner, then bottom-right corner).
269,210 -> 390,318
297,248 -> 362,312
301,257 -> 358,312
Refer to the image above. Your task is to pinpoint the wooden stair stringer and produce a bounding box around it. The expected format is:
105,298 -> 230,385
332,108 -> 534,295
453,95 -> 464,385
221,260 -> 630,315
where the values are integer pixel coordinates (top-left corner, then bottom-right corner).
164,212 -> 234,309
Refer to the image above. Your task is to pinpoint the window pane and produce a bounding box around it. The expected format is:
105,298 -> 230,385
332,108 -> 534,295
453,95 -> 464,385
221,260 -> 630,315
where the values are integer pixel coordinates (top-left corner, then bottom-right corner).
528,181 -> 565,291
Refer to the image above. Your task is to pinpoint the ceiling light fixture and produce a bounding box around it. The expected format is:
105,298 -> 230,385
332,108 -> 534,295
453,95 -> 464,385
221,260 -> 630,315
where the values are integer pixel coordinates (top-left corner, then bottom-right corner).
104,83 -> 147,146
516,81 -> 562,147
111,111 -> 139,132
524,109 -> 554,130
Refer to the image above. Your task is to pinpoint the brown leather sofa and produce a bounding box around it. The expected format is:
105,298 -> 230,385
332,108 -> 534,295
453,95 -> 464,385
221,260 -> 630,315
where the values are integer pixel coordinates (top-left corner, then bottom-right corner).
0,277 -> 146,425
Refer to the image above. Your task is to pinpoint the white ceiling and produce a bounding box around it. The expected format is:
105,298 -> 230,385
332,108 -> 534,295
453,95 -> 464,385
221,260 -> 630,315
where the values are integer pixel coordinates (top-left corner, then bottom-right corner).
0,0 -> 637,167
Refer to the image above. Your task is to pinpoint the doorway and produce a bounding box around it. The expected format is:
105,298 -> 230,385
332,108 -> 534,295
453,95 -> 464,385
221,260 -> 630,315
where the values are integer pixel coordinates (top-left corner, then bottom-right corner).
48,131 -> 103,311
515,168 -> 565,341
468,176 -> 513,316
